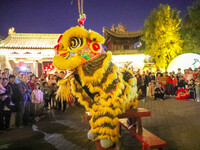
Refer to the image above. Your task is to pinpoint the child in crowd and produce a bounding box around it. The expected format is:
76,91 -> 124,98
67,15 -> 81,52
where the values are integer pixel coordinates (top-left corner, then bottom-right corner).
188,79 -> 196,100
138,87 -> 145,103
42,82 -> 50,109
31,83 -> 44,122
50,83 -> 58,109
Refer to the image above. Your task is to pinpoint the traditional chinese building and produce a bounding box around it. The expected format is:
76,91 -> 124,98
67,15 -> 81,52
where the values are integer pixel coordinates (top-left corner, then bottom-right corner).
0,28 -> 60,76
0,26 -> 146,75
103,24 -> 142,55
103,24 -> 146,70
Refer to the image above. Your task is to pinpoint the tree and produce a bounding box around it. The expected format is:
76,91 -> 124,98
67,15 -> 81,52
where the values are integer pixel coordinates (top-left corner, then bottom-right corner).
181,0 -> 200,54
141,4 -> 183,70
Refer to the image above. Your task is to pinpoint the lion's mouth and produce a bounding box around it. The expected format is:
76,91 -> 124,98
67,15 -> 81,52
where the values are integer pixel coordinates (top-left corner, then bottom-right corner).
64,69 -> 75,79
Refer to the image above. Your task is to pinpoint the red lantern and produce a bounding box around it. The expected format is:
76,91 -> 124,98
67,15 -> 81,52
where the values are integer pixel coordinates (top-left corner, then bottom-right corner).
19,60 -> 24,67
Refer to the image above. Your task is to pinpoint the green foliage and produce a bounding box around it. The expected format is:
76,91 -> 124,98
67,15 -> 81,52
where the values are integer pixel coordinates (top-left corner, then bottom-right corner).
141,4 -> 183,70
181,0 -> 200,54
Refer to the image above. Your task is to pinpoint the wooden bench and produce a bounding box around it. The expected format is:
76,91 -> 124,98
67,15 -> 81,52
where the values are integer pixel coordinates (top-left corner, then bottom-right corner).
119,118 -> 167,150
85,108 -> 167,150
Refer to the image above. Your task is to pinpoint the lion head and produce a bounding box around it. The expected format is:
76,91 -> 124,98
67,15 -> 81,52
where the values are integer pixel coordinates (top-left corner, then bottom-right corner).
53,26 -> 105,71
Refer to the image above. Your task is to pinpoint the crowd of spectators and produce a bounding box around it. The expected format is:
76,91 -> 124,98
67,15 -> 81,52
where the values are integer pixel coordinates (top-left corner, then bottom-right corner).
130,67 -> 200,101
0,68 -> 71,133
0,66 -> 199,133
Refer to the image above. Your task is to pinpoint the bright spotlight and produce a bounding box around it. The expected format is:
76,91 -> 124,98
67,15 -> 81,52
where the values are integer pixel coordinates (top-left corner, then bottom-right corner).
20,66 -> 27,71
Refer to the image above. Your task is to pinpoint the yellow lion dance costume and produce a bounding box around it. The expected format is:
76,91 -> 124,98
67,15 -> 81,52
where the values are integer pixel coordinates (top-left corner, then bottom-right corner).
53,26 -> 138,148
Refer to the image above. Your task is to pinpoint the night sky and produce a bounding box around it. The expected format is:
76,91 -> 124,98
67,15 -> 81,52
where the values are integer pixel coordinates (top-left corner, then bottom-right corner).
0,0 -> 196,37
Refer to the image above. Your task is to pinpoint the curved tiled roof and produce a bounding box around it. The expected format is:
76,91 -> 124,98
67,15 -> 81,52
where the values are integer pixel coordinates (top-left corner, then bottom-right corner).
103,28 -> 141,38
0,33 -> 61,49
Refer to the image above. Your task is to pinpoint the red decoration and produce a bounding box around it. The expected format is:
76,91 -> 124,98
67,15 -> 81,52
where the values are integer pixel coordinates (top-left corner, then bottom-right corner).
92,43 -> 100,51
54,44 -> 60,51
57,35 -> 63,43
175,88 -> 190,100
78,20 -> 84,25
60,53 -> 68,57
19,60 -> 24,67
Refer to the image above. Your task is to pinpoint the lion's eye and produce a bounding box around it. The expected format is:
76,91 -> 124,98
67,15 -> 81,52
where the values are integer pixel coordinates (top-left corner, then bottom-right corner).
69,37 -> 83,50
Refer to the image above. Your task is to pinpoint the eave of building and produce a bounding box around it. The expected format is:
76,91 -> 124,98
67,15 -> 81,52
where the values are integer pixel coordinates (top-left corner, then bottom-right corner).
0,32 -> 61,49
110,49 -> 143,55
103,28 -> 141,38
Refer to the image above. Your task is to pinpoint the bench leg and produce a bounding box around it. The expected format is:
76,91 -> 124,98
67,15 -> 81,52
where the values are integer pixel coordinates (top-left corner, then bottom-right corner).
142,143 -> 147,150
119,123 -> 122,135
137,117 -> 142,132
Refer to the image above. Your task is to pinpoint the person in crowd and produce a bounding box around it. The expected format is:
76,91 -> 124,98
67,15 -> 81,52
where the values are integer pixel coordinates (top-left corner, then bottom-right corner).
27,72 -> 33,82
154,83 -> 164,100
136,74 -> 141,89
15,71 -> 23,84
146,72 -> 152,97
156,73 -> 162,87
173,74 -> 178,94
155,67 -> 161,74
47,74 -> 56,87
50,83 -> 58,109
4,68 -> 10,78
57,71 -> 67,111
28,75 -> 36,90
167,73 -> 174,96
183,69 -> 188,83
188,79 -> 196,100
7,75 -> 20,128
35,77 -> 40,84
138,87 -> 145,103
54,72 -> 59,76
39,74 -> 46,83
0,78 -> 13,131
136,71 -> 140,77
177,74 -> 185,89
42,82 -> 50,109
177,68 -> 182,75
53,75 -> 57,83
161,73 -> 168,94
187,69 -> 194,83
151,72 -> 156,82
193,68 -> 199,81
18,74 -> 32,127
130,66 -> 134,73
141,73 -> 147,97
0,83 -> 4,133
148,73 -> 155,97
31,83 -> 44,122
165,72 -> 169,77
57,71 -> 65,82
1,72 -> 7,79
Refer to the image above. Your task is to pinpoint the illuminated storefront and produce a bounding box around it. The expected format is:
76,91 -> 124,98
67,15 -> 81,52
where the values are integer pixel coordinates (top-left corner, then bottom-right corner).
0,27 -> 60,76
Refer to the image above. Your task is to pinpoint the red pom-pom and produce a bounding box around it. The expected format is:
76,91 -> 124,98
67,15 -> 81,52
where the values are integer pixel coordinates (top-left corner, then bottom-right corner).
92,43 -> 100,51
57,35 -> 63,43
78,20 -> 84,25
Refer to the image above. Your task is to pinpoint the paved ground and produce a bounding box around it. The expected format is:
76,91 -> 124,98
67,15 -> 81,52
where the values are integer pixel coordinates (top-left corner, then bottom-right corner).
0,97 -> 200,150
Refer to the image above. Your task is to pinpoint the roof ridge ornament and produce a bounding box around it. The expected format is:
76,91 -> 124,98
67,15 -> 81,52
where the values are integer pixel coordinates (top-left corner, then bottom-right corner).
8,27 -> 15,35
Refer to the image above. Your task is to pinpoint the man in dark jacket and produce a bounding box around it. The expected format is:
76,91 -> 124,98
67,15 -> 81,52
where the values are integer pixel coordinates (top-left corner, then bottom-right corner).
8,75 -> 20,128
154,83 -> 165,100
17,74 -> 32,127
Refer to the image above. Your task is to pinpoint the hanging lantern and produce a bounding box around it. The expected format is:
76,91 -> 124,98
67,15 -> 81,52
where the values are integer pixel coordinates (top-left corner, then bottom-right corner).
19,60 -> 25,67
